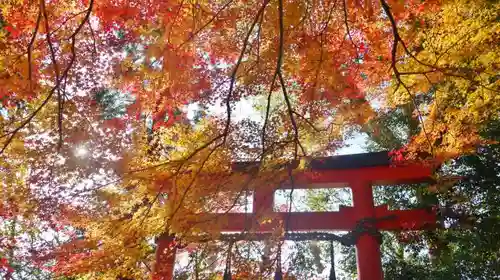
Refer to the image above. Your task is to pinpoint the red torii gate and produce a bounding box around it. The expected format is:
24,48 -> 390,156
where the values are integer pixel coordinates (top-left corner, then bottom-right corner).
154,152 -> 438,280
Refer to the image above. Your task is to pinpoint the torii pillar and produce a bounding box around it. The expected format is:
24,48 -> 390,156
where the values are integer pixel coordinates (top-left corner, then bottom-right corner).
352,180 -> 383,280
154,151 -> 438,280
152,233 -> 177,280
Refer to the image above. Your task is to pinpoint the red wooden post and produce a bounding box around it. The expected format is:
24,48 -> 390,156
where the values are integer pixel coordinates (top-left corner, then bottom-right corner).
351,180 -> 383,280
153,234 -> 177,280
253,187 -> 274,214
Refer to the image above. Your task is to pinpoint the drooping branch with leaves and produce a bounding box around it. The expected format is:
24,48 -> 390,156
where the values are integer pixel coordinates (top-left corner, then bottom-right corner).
0,0 -> 498,278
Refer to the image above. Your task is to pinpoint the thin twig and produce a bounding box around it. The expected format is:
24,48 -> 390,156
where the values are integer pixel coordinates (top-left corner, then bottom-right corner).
178,0 -> 235,49
41,0 -> 63,149
49,9 -> 89,37
310,0 -> 337,102
342,0 -> 358,51
167,0 -> 186,43
292,111 -> 321,132
167,142 -> 223,223
27,10 -> 42,92
279,71 -> 305,158
87,20 -> 97,57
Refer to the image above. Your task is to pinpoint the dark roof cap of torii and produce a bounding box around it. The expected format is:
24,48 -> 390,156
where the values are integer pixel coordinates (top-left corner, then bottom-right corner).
308,151 -> 391,170
232,151 -> 392,172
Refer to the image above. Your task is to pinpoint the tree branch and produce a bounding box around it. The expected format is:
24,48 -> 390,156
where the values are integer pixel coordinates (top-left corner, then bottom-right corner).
0,0 -> 94,154
342,0 -> 358,52
178,0 -> 235,49
41,0 -> 64,149
224,0 -> 271,142
27,10 -> 42,92
277,0 -> 305,159
310,0 -> 337,101
380,0 -> 434,155
167,142 -> 223,223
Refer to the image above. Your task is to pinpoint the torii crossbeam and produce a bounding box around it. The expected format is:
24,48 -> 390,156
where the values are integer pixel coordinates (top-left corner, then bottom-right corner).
154,151 -> 438,280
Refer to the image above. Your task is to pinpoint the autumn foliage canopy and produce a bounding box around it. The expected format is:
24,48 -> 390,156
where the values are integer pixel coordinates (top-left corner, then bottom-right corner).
0,0 -> 498,278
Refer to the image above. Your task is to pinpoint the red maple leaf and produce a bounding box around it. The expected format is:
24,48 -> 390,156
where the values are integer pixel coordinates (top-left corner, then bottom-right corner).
4,25 -> 21,38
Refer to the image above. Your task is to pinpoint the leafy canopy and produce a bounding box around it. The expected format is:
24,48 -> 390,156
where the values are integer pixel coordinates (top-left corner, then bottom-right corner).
0,0 -> 498,278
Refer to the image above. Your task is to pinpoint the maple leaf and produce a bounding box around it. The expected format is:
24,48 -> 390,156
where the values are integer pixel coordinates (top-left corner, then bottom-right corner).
4,25 -> 20,38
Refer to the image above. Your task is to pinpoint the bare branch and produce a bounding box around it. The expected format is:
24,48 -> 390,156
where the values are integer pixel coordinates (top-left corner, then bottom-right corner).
261,86 -> 274,160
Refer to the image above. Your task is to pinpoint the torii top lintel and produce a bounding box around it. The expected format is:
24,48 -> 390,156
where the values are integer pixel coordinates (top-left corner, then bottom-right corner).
232,151 -> 434,185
